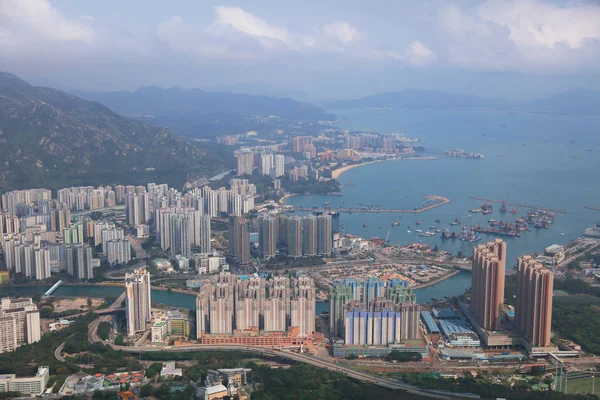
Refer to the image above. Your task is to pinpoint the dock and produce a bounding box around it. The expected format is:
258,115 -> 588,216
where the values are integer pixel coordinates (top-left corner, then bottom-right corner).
470,197 -> 568,214
285,195 -> 450,214
43,280 -> 63,297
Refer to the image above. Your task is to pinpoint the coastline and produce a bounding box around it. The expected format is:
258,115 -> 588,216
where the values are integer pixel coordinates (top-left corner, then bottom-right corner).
331,156 -> 437,180
412,269 -> 462,290
279,193 -> 298,205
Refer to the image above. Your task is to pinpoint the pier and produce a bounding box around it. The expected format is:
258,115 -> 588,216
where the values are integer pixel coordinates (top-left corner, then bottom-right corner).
43,280 -> 63,297
285,195 -> 450,214
470,197 -> 569,214
585,206 -> 600,212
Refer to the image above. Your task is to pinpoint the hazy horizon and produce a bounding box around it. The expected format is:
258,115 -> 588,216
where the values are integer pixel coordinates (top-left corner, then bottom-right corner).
1,0 -> 599,101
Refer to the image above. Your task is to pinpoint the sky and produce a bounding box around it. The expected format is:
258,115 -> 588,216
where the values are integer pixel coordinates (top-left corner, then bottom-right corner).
1,0 -> 599,101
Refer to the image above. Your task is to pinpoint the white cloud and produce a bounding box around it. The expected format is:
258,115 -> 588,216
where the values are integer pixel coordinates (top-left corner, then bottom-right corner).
0,0 -> 95,46
321,22 -> 365,44
405,41 -> 435,65
382,41 -> 435,66
439,0 -> 600,70
214,6 -> 291,47
478,0 -> 600,50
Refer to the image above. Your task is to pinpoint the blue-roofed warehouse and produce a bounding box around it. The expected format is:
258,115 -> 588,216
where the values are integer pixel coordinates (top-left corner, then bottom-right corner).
420,311 -> 440,334
432,308 -> 460,320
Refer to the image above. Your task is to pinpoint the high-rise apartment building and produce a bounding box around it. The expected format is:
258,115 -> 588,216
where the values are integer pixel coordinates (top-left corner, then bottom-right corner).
106,239 -> 132,265
236,152 -> 254,176
302,215 -> 317,256
287,216 -> 303,258
155,207 -> 206,257
196,273 -> 315,341
0,297 -> 41,353
229,217 -> 250,264
317,214 -> 333,255
65,244 -> 93,280
259,153 -> 273,176
290,276 -> 316,337
259,217 -> 277,259
125,268 -> 152,335
292,137 -> 313,153
329,284 -> 354,337
471,239 -> 506,331
274,154 -> 285,177
515,255 -> 554,347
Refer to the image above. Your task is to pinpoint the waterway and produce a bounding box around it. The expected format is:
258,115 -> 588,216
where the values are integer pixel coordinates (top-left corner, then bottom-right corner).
288,109 -> 600,263
0,271 -> 473,312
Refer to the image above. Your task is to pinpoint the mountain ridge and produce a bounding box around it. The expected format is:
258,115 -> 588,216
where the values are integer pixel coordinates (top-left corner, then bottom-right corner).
323,88 -> 600,115
0,72 -> 232,192
73,86 -> 334,139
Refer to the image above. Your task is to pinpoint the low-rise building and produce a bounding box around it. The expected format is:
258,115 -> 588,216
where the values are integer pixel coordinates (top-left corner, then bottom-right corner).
205,384 -> 228,400
0,366 -> 49,395
161,362 -> 182,378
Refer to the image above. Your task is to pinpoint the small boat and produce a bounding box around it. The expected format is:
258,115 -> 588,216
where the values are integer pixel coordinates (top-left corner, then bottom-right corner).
429,225 -> 436,229
415,221 -> 422,225
561,232 -> 565,236
415,229 -> 423,233
407,230 -> 412,233
362,222 -> 368,227
435,219 -> 441,223
392,221 -> 400,227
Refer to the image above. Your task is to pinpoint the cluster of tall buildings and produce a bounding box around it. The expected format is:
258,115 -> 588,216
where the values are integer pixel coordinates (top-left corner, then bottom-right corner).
125,268 -> 152,336
229,217 -> 250,264
237,151 -> 286,178
470,240 -> 554,347
259,153 -> 285,177
183,180 -> 256,218
196,272 -> 316,340
292,136 -> 317,159
2,234 -> 51,280
57,186 -> 117,211
328,278 -> 420,346
258,214 -> 334,259
1,189 -> 52,216
155,207 -> 211,257
344,133 -> 410,153
0,297 -> 41,354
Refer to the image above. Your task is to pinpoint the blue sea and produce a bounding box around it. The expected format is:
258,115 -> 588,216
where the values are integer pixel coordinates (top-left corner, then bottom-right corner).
287,108 -> 600,298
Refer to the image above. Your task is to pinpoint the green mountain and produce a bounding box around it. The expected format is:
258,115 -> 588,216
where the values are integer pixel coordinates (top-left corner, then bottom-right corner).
0,72 -> 233,192
73,86 -> 334,138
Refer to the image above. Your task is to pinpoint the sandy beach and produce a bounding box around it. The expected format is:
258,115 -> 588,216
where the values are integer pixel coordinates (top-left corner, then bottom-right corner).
331,156 -> 437,180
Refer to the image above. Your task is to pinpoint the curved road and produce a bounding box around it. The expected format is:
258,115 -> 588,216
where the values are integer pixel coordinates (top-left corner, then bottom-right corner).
84,316 -> 461,400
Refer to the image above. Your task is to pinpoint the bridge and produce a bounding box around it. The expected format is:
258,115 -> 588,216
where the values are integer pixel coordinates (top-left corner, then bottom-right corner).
43,280 -> 63,297
285,195 -> 450,214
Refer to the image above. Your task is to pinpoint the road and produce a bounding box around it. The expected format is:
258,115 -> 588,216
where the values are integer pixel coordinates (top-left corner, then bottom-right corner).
86,292 -> 126,344
82,331 -> 463,400
127,234 -> 147,259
